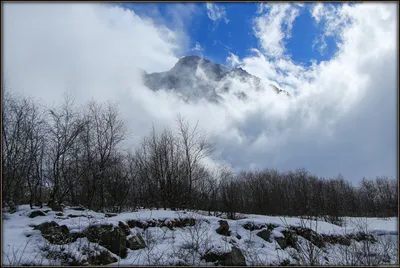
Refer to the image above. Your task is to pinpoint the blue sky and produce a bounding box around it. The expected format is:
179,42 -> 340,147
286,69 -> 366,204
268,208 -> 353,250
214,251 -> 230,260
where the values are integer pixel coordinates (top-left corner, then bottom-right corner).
118,2 -> 339,68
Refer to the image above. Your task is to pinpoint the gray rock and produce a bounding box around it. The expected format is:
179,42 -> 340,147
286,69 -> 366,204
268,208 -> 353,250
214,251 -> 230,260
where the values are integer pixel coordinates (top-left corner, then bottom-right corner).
28,210 -> 46,218
126,234 -> 146,250
256,229 -> 271,242
202,246 -> 246,266
216,220 -> 231,236
34,221 -> 71,244
85,225 -> 127,258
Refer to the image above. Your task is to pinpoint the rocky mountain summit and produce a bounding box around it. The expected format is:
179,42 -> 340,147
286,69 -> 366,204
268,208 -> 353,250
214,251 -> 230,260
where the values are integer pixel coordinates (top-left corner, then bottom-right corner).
142,56 -> 289,102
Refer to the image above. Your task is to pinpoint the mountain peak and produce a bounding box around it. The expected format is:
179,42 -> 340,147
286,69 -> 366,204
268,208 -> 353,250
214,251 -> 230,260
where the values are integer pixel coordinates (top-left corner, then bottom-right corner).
143,56 -> 290,102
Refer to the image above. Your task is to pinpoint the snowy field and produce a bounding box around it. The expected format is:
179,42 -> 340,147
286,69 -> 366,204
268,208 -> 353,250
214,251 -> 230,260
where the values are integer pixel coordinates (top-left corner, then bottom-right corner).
2,205 -> 398,266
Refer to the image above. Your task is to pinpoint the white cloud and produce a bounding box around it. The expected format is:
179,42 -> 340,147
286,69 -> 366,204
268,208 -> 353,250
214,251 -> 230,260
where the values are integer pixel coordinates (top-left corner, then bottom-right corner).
230,3 -> 397,180
191,42 -> 203,52
226,52 -> 241,68
253,4 -> 301,58
206,3 -> 229,24
3,3 -> 397,181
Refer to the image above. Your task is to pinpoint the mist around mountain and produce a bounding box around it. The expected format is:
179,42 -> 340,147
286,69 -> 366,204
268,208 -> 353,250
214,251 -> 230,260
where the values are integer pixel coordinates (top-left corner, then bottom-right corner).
142,56 -> 290,103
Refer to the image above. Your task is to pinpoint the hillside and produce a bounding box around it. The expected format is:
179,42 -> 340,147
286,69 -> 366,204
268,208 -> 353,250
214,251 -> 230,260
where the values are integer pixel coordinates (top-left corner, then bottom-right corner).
3,205 -> 397,266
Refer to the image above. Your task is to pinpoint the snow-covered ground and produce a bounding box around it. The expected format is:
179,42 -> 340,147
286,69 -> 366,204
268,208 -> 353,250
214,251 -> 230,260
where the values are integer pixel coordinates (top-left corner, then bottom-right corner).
2,205 -> 398,266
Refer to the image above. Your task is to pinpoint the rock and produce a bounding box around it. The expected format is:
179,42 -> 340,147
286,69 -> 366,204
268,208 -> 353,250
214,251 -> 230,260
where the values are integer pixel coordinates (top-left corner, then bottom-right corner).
55,212 -> 64,217
118,221 -> 131,236
48,202 -> 63,212
202,247 -> 246,266
70,232 -> 86,242
256,229 -> 271,242
276,231 -> 298,250
216,220 -> 231,236
34,221 -> 71,244
105,213 -> 117,218
87,250 -> 118,265
236,234 -> 242,240
70,206 -> 85,211
126,234 -> 146,250
85,225 -> 127,258
67,214 -> 81,218
353,232 -> 377,243
28,210 -> 47,218
222,247 -> 246,266
322,235 -> 351,246
291,227 -> 325,248
242,222 -> 265,231
127,220 -> 146,229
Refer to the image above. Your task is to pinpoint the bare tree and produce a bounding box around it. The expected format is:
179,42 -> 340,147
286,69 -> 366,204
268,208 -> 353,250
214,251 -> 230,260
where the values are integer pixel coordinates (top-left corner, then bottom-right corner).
176,115 -> 214,208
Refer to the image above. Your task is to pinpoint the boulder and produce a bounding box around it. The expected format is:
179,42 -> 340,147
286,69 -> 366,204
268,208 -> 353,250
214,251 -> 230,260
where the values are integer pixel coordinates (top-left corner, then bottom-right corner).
34,221 -> 71,244
256,229 -> 271,242
276,231 -> 298,250
70,206 -> 85,211
105,213 -> 117,218
85,225 -> 127,258
242,222 -> 265,231
28,210 -> 47,218
202,247 -> 246,266
291,227 -> 325,248
216,220 -> 231,236
118,221 -> 131,236
48,202 -> 63,212
87,250 -> 118,265
126,234 -> 146,250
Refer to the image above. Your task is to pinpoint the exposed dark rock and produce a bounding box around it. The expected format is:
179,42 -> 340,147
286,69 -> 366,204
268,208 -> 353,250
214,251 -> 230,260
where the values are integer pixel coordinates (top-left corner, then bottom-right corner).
85,225 -> 127,258
216,220 -> 231,236
28,210 -> 47,218
126,234 -> 146,250
34,221 -> 71,244
67,214 -> 81,218
55,212 -> 63,217
87,250 -> 117,265
118,221 -> 131,236
256,229 -> 271,242
48,203 -> 63,212
290,227 -> 325,248
276,230 -> 298,250
202,247 -> 246,266
126,218 -> 196,230
242,222 -> 265,231
105,213 -> 117,218
322,235 -> 351,246
70,206 -> 85,211
70,232 -> 86,242
127,220 -> 145,229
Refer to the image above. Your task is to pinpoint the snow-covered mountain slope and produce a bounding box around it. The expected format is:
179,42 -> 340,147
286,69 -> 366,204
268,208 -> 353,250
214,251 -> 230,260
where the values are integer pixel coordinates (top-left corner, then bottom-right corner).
142,56 -> 289,103
2,205 -> 397,266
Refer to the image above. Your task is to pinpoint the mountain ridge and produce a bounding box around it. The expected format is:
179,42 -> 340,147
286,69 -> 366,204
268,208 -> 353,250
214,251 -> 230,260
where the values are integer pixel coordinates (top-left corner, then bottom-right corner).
142,55 -> 289,102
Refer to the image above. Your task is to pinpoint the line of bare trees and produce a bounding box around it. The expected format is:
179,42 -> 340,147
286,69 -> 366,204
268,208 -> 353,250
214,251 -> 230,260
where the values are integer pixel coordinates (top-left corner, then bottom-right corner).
2,90 -> 398,218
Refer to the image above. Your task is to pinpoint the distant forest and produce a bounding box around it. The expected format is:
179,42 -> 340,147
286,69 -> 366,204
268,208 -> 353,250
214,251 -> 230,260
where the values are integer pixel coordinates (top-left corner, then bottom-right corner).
2,90 -> 398,220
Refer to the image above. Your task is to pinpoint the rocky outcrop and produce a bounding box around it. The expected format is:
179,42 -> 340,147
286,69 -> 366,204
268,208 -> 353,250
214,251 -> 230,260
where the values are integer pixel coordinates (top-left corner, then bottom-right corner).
216,220 -> 231,236
34,221 -> 71,244
84,225 -> 127,258
290,227 -> 325,248
28,210 -> 47,218
87,250 -> 117,265
118,221 -> 131,236
256,229 -> 271,242
126,234 -> 146,250
202,247 -> 246,266
126,218 -> 196,230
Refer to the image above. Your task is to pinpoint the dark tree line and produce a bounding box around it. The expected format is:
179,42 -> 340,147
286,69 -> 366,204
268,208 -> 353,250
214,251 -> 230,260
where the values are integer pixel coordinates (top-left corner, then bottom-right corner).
2,91 -> 398,218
